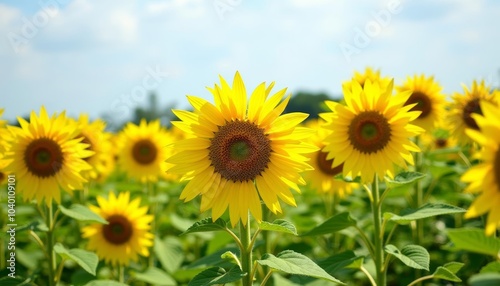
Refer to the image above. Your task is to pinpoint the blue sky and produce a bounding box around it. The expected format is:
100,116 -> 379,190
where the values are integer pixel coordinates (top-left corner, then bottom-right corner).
1,0 -> 499,124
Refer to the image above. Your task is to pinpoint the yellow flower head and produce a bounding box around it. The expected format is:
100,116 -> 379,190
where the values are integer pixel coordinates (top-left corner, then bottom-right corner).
82,192 -> 154,266
72,114 -> 113,180
447,80 -> 498,145
344,67 -> 392,92
167,72 -> 316,226
323,79 -> 424,183
117,119 -> 171,183
4,107 -> 93,205
303,119 -> 356,198
0,108 -> 12,153
397,74 -> 446,131
461,101 -> 500,235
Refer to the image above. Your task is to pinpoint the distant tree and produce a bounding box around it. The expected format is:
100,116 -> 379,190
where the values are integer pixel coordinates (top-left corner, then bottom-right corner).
131,92 -> 176,127
284,91 -> 339,120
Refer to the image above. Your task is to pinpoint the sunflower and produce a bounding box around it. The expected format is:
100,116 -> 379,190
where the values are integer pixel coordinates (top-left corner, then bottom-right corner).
0,108 -> 12,153
447,80 -> 498,145
396,74 -> 446,131
117,119 -> 171,183
167,72 -> 316,226
344,67 -> 391,92
82,192 -> 154,266
461,101 -> 500,235
72,114 -> 112,180
4,107 -> 93,205
0,155 -> 10,186
322,79 -> 424,183
303,119 -> 355,198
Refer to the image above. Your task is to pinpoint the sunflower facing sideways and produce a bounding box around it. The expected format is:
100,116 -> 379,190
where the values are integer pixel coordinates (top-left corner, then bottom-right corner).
82,192 -> 154,266
322,79 -> 424,183
167,72 -> 316,226
117,119 -> 171,183
303,119 -> 355,198
447,80 -> 498,145
72,114 -> 112,180
4,107 -> 93,205
461,101 -> 500,235
397,74 -> 446,131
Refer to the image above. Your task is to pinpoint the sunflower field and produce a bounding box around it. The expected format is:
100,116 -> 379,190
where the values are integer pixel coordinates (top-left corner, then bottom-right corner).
1,68 -> 500,286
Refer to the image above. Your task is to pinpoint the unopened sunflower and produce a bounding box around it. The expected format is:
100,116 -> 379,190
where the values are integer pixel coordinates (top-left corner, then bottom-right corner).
167,72 -> 316,226
4,107 -> 92,205
323,79 -> 424,182
397,74 -> 446,131
117,119 -> 171,183
82,192 -> 154,266
461,101 -> 500,235
447,80 -> 498,145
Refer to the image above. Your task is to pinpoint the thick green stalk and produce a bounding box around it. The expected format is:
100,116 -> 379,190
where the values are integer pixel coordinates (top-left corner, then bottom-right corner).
240,215 -> 253,286
46,203 -> 57,286
371,176 -> 386,286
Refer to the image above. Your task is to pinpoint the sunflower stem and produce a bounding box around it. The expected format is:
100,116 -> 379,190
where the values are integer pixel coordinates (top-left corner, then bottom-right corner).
413,140 -> 424,284
239,215 -> 253,286
118,264 -> 125,283
371,176 -> 386,286
46,203 -> 57,286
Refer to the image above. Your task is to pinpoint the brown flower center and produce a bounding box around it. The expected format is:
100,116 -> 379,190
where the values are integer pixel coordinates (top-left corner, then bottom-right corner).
494,147 -> 500,190
316,151 -> 343,176
103,214 -> 133,245
0,172 -> 4,182
405,91 -> 432,119
348,111 -> 391,154
209,120 -> 271,182
435,138 -> 448,148
132,139 -> 157,165
78,133 -> 94,162
462,98 -> 482,130
24,138 -> 64,178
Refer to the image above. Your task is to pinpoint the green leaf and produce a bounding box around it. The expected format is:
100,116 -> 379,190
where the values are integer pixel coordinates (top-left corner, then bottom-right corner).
0,277 -> 30,286
54,243 -> 99,276
59,204 -> 107,224
257,250 -> 345,284
134,267 -> 177,285
301,212 -> 356,236
481,261 -> 500,273
155,236 -> 184,273
385,171 -> 426,188
221,251 -> 241,268
469,273 -> 500,286
433,262 -> 464,282
385,203 -> 465,225
384,244 -> 429,271
84,281 -> 128,286
188,267 -> 245,286
181,217 -> 227,235
259,219 -> 298,235
447,228 -> 500,257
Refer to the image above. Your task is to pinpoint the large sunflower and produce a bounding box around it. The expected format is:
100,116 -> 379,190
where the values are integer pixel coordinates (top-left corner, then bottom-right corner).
82,192 -> 154,266
303,119 -> 355,198
4,107 -> 92,205
167,72 -> 315,226
447,80 -> 498,145
461,101 -> 500,235
117,119 -> 171,183
72,114 -> 112,180
323,79 -> 424,183
397,74 -> 446,131
343,67 -> 391,92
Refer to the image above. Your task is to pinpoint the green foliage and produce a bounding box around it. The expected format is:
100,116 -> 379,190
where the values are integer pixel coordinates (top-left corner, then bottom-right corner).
384,244 -> 430,270
188,267 -> 245,286
259,219 -> 298,235
447,228 -> 500,256
301,212 -> 357,236
53,243 -> 99,276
